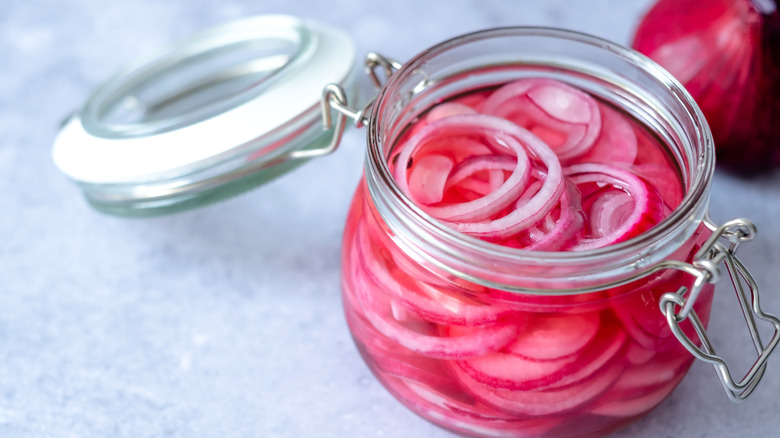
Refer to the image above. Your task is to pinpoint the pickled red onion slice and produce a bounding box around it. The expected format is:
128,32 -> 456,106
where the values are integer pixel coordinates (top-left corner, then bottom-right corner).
426,102 -> 478,121
447,167 -> 506,199
518,181 -> 584,251
609,354 -> 690,394
625,343 -> 656,365
412,282 -> 518,326
458,121 -> 565,236
394,115 -> 564,235
404,102 -> 478,140
452,357 -> 624,417
353,225 -> 518,358
543,330 -> 627,391
358,223 -> 516,326
588,376 -> 681,418
503,313 -> 600,360
392,380 -> 564,437
345,304 -> 461,391
451,89 -> 493,112
631,163 -> 683,210
430,154 -> 527,220
588,353 -> 691,417
354,266 -> 518,359
565,163 -> 666,250
443,154 -> 519,193
456,352 -> 578,391
573,103 -> 638,165
452,326 -> 626,394
408,137 -> 494,164
527,83 -> 594,124
408,154 -> 454,205
482,78 -> 602,162
392,79 -> 679,246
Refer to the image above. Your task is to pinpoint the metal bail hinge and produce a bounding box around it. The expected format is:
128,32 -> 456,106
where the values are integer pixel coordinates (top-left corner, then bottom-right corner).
364,52 -> 402,90
305,53 -> 401,160
659,218 -> 780,402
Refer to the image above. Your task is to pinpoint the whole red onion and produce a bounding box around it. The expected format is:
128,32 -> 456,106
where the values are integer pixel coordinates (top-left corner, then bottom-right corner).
632,0 -> 780,174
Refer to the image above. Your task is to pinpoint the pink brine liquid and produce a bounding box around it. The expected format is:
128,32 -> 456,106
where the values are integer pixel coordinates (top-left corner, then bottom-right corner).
341,78 -> 713,437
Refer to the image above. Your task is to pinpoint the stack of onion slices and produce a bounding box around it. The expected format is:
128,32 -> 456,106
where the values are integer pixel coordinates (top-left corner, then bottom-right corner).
391,78 -> 674,251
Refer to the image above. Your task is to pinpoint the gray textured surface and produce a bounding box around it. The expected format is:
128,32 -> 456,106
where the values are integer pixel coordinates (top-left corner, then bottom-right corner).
2,1 -> 780,437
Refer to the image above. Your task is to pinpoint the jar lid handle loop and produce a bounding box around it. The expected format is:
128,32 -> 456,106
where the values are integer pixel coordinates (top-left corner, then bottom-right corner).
317,52 -> 401,154
365,52 -> 402,90
660,218 -> 780,402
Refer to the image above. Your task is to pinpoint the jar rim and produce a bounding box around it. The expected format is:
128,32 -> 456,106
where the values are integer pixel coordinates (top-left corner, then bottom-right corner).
365,26 -> 714,288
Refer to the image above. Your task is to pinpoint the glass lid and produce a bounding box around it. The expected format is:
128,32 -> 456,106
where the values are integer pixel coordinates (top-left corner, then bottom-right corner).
52,15 -> 356,216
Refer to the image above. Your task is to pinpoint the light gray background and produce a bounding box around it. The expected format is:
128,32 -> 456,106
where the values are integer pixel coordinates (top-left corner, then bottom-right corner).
2,1 -> 780,437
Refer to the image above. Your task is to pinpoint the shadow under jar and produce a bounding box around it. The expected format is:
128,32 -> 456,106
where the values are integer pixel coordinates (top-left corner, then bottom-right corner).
338,28 -> 778,438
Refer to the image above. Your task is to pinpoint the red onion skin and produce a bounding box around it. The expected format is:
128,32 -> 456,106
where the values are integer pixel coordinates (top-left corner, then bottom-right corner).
632,0 -> 780,174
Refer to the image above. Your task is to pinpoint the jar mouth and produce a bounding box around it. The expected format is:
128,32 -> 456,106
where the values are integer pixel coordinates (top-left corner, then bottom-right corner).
365,26 -> 714,289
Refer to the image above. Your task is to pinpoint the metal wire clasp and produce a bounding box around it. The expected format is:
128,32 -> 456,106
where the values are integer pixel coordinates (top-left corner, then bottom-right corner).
306,53 -> 401,159
364,52 -> 403,90
659,218 -> 780,401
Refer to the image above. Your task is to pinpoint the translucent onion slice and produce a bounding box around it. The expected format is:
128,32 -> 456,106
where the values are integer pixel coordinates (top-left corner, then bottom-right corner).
426,102 -> 478,121
503,312 -> 600,360
403,102 -> 478,141
447,166 -> 506,198
443,154 -> 518,192
630,163 -> 683,211
451,89 -> 493,112
352,224 -> 518,358
482,78 -> 603,162
430,154 -> 523,218
394,115 -> 563,235
572,103 -> 638,165
393,379 -> 563,437
520,181 -> 584,251
357,223 -> 516,327
452,358 -> 623,416
354,277 -> 519,359
565,163 -> 666,250
408,154 -> 454,205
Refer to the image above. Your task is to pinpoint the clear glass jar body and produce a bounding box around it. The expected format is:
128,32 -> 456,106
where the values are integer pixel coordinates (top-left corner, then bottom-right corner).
341,28 -> 716,438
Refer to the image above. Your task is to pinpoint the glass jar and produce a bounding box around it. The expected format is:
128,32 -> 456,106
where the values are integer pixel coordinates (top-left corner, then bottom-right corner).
51,16 -> 780,438
337,28 -> 779,437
